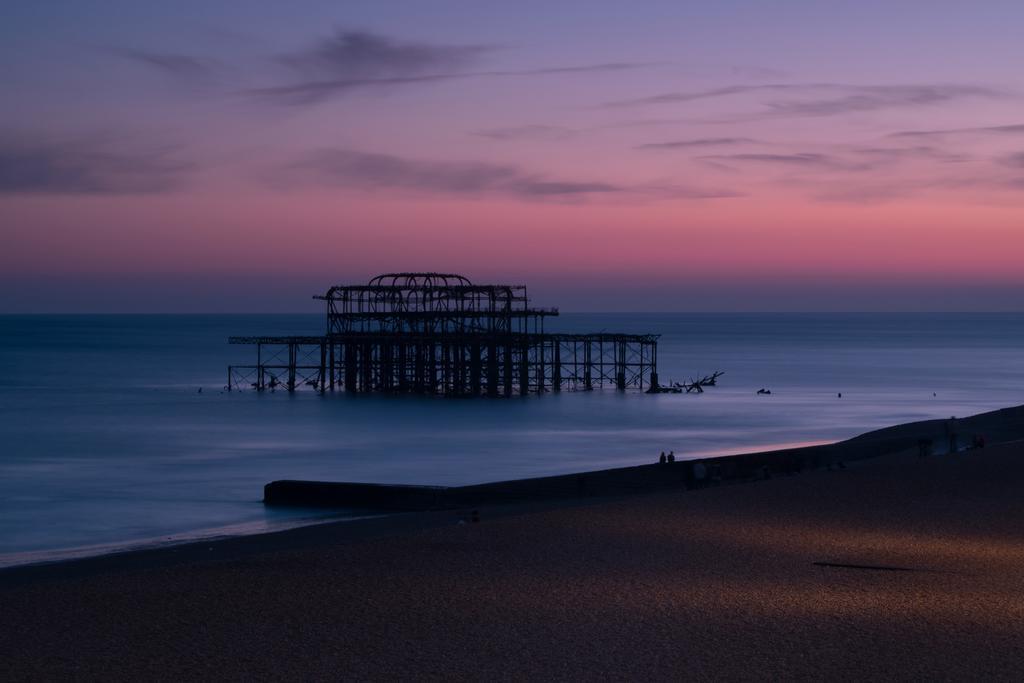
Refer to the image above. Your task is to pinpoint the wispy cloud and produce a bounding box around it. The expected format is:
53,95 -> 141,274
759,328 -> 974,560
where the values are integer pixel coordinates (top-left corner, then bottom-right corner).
726,65 -> 788,80
250,30 -> 653,105
698,152 -> 854,170
637,137 -> 758,150
758,85 -> 1004,118
599,118 -> 691,129
608,83 -> 810,107
607,83 -> 1007,119
284,148 -> 617,197
112,48 -> 217,81
278,148 -> 737,201
251,63 -> 654,106
247,73 -> 462,105
998,152 -> 1024,168
700,144 -> 974,178
707,146 -> 1022,203
806,173 -> 1024,204
244,30 -> 491,104
851,146 -> 969,164
0,135 -> 192,195
279,30 -> 492,80
888,123 -> 1024,139
474,125 -> 576,142
506,62 -> 653,77
808,180 -> 934,204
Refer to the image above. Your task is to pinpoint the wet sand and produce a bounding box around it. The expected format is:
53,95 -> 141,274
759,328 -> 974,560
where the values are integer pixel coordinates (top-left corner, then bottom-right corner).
3,409 -> 1024,680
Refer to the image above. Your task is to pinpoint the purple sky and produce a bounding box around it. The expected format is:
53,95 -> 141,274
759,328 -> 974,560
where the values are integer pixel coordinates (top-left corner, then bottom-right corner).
2,1 -> 1024,311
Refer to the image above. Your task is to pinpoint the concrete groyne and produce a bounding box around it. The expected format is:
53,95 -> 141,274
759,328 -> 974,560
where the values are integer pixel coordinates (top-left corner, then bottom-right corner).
265,406 -> 1024,512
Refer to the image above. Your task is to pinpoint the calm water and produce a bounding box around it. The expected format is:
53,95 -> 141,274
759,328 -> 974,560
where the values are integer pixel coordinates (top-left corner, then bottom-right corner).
1,313 -> 1022,566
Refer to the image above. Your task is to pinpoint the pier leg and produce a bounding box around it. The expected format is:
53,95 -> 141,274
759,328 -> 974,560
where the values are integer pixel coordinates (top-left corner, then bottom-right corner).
382,344 -> 393,393
519,343 -> 529,395
362,342 -> 373,392
552,343 -> 561,392
649,342 -> 658,392
442,343 -> 450,394
487,342 -> 498,397
415,344 -> 425,393
344,343 -> 356,392
536,341 -> 545,394
503,344 -> 513,397
329,342 -> 335,390
319,342 -> 326,394
287,343 -> 297,391
584,341 -> 593,390
434,344 -> 440,394
398,343 -> 408,392
257,343 -> 264,391
471,342 -> 482,396
616,344 -> 623,388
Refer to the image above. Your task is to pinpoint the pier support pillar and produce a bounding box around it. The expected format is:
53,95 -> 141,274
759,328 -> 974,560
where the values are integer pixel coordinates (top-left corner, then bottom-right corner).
584,341 -> 593,391
486,342 -> 498,397
329,342 -> 335,390
319,342 -> 327,394
344,343 -> 357,392
287,343 -> 297,391
257,343 -> 265,391
552,343 -> 561,393
470,342 -> 482,396
519,343 -> 530,395
503,343 -> 513,397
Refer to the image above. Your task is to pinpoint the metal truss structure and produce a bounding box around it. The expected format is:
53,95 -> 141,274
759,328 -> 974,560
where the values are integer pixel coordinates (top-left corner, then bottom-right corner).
228,273 -> 659,396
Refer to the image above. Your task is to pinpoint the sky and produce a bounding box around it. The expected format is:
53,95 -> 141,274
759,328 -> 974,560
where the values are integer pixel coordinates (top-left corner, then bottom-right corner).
2,1 -> 1024,312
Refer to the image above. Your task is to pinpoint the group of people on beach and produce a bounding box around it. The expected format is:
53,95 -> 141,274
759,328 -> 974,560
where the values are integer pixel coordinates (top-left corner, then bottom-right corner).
658,451 -> 714,488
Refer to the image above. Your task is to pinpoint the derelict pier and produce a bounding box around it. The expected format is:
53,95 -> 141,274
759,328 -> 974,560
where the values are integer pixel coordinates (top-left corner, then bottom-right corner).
227,273 -> 659,396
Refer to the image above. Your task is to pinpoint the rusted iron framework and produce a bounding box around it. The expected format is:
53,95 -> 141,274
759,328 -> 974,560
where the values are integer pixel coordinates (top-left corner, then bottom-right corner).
227,273 -> 659,396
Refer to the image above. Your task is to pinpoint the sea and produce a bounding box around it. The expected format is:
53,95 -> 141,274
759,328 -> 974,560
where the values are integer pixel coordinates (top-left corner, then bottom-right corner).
1,313 -> 1022,567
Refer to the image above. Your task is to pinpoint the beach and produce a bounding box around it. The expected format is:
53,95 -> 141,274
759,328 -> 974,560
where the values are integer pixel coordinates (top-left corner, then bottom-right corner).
3,407 -> 1024,680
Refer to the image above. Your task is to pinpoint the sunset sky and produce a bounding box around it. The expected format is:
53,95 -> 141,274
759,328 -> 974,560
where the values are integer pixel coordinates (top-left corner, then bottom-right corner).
3,1 -> 1024,312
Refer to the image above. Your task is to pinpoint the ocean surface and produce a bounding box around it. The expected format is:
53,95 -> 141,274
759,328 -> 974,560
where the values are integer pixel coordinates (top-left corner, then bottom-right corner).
1,313 -> 1022,567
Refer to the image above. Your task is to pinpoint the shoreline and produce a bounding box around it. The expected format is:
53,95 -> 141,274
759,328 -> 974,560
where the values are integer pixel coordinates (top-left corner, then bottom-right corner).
0,439 -> 828,572
0,510 -> 369,572
4,403 -> 1022,582
3,405 -> 1024,677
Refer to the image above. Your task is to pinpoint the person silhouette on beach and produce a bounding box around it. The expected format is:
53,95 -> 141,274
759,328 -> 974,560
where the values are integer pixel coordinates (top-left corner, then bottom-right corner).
659,452 -> 666,465
668,451 -> 675,463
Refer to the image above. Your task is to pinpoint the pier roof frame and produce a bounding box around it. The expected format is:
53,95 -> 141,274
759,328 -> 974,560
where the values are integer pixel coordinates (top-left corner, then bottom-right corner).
316,272 -> 556,336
